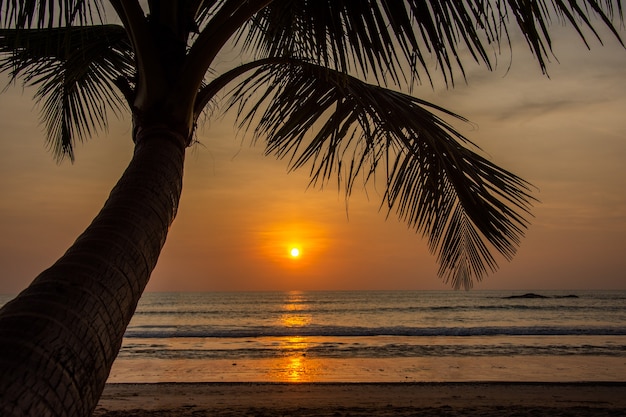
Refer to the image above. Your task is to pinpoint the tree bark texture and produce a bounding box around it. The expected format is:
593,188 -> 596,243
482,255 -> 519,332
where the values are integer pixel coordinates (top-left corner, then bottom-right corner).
0,128 -> 186,417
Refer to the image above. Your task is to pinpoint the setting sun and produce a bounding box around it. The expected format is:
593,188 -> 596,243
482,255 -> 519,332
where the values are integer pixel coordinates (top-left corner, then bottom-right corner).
255,220 -> 330,274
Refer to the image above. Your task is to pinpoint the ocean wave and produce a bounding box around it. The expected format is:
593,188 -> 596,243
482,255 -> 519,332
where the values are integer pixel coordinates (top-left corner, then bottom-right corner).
132,303 -> 624,318
124,324 -> 626,339
117,340 -> 626,360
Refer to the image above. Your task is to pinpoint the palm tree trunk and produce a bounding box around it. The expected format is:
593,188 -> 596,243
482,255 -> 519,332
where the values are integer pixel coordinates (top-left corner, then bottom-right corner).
0,127 -> 186,417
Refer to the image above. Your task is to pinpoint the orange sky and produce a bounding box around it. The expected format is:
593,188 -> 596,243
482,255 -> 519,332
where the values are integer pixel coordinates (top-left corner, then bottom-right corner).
1,26 -> 625,293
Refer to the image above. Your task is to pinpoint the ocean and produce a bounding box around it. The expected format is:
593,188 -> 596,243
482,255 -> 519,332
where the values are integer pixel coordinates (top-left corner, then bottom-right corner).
107,290 -> 626,383
1,289 -> 624,383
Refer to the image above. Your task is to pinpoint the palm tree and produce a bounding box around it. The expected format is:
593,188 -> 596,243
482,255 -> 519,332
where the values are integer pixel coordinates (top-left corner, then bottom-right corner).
0,1 -> 622,416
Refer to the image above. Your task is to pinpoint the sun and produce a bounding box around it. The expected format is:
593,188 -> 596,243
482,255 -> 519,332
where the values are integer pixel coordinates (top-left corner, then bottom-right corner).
289,247 -> 300,258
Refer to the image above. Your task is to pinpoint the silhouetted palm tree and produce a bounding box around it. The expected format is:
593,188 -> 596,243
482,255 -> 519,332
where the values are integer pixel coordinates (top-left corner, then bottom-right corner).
0,1 -> 621,416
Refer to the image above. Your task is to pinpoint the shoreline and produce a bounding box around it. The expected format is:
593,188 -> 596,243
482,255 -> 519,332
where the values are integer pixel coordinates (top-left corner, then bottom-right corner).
94,381 -> 626,416
107,355 -> 626,383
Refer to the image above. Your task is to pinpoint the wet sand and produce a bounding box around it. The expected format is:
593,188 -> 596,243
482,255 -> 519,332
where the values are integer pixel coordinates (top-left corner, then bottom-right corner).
94,382 -> 626,416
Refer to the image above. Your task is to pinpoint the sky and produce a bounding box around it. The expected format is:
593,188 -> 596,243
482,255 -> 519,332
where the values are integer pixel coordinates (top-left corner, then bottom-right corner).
0,21 -> 625,294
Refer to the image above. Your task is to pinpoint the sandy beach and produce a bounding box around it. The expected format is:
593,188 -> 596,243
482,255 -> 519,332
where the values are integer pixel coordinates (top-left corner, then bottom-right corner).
94,382 -> 626,416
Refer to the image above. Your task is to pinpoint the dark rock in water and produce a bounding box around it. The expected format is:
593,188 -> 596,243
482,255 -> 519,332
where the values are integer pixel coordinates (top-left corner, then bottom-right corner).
503,293 -> 579,299
504,293 -> 549,299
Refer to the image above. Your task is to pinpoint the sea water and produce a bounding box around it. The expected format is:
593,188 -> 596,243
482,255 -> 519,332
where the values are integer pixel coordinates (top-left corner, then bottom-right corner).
1,290 -> 624,382
105,290 -> 626,382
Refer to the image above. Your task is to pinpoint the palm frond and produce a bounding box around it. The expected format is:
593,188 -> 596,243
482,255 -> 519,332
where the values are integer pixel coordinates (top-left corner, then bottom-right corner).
0,25 -> 134,161
0,0 -> 106,29
193,0 -> 229,24
228,60 -> 534,288
240,0 -> 623,85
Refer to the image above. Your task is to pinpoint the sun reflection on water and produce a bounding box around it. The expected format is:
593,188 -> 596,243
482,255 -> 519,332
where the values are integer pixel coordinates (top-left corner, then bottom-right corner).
270,292 -> 317,382
280,313 -> 311,327
279,291 -> 312,328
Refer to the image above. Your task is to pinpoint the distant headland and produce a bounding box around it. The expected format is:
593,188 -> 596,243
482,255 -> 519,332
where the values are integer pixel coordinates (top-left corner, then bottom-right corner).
503,293 -> 579,299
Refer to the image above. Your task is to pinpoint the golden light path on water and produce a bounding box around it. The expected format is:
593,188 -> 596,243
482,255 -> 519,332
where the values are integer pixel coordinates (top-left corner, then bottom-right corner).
275,292 -> 314,382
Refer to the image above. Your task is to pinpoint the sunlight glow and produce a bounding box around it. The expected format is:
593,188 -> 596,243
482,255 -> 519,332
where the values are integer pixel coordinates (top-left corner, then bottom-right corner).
256,221 -> 329,268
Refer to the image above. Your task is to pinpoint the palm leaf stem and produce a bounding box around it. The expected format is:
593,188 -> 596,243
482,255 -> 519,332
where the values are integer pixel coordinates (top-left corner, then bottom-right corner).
194,56 -> 293,119
112,1 -> 167,105
180,0 -> 274,108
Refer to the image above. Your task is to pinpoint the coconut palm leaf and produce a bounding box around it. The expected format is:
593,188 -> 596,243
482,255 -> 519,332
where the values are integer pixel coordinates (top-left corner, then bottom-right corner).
240,0 -> 623,85
0,24 -> 134,160
0,0 -> 104,28
228,59 -> 534,288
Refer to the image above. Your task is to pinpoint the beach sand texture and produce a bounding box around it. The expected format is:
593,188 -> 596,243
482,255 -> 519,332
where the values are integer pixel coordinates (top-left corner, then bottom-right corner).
94,382 -> 626,416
